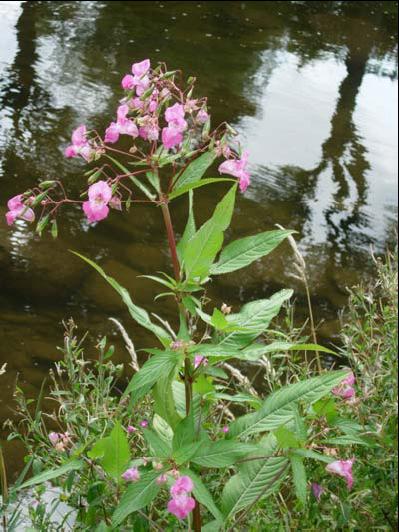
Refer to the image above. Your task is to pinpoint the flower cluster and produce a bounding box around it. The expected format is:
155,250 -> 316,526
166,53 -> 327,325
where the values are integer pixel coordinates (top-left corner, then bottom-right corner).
4,59 -> 251,231
5,195 -> 35,226
167,475 -> 196,520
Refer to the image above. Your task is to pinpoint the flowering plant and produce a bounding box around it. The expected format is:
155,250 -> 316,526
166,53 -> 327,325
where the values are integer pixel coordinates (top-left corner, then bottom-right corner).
2,60 -> 362,530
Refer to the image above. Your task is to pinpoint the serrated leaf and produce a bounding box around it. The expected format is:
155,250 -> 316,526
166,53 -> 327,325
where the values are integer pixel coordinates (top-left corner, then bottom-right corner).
143,429 -> 172,458
183,186 -> 237,281
71,252 -> 171,347
274,426 -> 300,449
17,460 -> 83,490
218,290 -> 293,349
153,376 -> 181,429
177,190 -> 196,262
191,441 -> 258,468
221,455 -> 289,518
290,454 -> 307,506
211,229 -> 294,275
173,412 -> 195,452
173,150 -> 216,190
88,422 -> 130,480
125,350 -> 180,403
112,471 -> 160,526
229,370 -> 349,438
173,442 -> 203,465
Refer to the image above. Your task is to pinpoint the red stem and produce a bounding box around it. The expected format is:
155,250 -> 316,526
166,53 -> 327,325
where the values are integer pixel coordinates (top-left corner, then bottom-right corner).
160,201 -> 180,282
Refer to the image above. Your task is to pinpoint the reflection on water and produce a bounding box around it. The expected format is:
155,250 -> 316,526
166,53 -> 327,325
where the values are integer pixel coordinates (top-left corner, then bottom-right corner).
0,1 -> 397,474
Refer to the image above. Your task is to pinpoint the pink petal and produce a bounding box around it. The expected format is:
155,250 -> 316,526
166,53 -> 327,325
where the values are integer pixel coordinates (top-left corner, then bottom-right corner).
104,122 -> 120,144
132,59 -> 151,77
117,104 -> 129,122
167,494 -> 196,520
170,476 -> 194,497
6,210 -> 18,226
165,103 -> 185,123
326,458 -> 355,490
83,201 -> 109,223
64,145 -> 78,158
7,194 -> 24,210
71,125 -> 87,146
88,181 -> 112,204
162,126 -> 183,150
121,74 -> 135,90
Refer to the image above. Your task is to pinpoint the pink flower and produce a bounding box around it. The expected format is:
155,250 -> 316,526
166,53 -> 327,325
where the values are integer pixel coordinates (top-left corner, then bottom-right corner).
162,126 -> 183,150
167,493 -> 196,520
139,116 -> 159,141
196,109 -> 209,124
311,482 -> 324,502
218,151 -> 251,192
82,181 -> 112,223
157,474 -> 168,485
132,59 -> 151,78
126,425 -> 137,434
332,372 -> 356,402
194,355 -> 208,369
165,103 -> 187,132
222,426 -> 230,434
48,432 -> 59,445
326,458 -> 355,490
140,420 -> 149,428
170,475 -> 194,497
122,74 -> 135,90
5,195 -> 35,226
104,105 -> 139,144
122,467 -> 140,482
129,97 -> 144,110
65,125 -> 96,162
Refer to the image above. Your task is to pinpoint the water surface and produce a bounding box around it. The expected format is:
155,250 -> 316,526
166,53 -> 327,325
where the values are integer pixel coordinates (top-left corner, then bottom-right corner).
0,1 -> 397,474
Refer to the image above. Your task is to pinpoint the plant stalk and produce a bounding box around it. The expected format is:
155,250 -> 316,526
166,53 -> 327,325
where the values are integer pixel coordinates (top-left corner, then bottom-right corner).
160,198 -> 202,532
160,201 -> 181,282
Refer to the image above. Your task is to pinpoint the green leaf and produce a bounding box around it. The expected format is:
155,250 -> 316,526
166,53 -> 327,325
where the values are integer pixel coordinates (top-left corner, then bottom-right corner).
229,370 -> 349,438
170,178 -> 234,200
125,350 -> 180,403
153,376 -> 181,430
180,468 -> 224,523
324,435 -> 372,446
173,150 -> 216,190
291,448 -> 334,464
177,190 -> 196,263
88,422 -> 130,480
173,412 -> 195,452
210,229 -> 294,275
211,308 -> 230,330
234,342 -> 337,361
274,426 -> 300,449
173,442 -> 203,465
71,252 -> 171,347
191,441 -> 259,468
146,171 -> 161,193
152,414 -> 174,444
143,429 -> 172,458
17,460 -> 83,490
221,452 -> 289,519
290,454 -> 307,506
218,289 -> 293,349
112,471 -> 160,526
183,186 -> 237,281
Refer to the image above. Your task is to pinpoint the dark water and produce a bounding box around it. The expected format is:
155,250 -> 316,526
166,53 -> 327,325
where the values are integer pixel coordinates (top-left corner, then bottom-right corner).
0,1 -> 397,473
